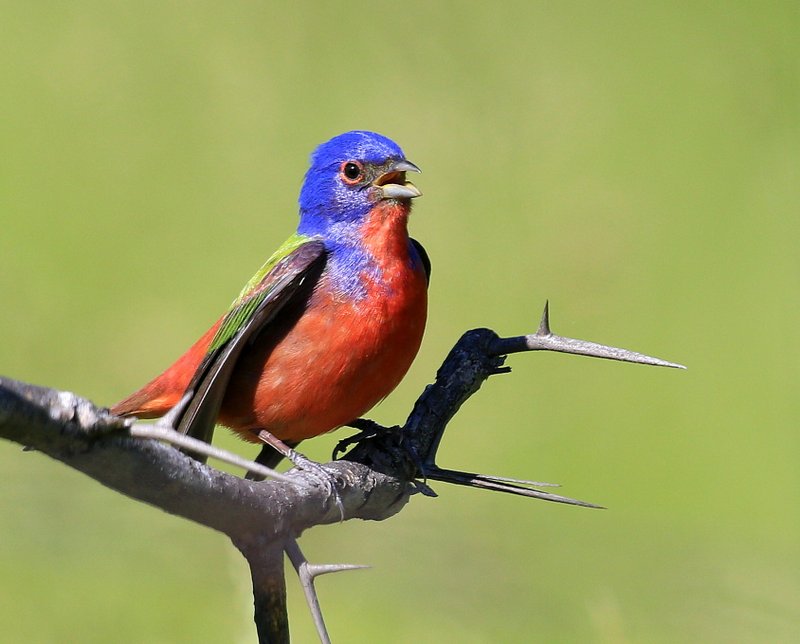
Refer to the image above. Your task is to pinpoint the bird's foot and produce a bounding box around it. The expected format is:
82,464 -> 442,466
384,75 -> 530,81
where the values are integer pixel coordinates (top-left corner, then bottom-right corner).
252,429 -> 344,516
286,448 -> 345,519
332,418 -> 386,459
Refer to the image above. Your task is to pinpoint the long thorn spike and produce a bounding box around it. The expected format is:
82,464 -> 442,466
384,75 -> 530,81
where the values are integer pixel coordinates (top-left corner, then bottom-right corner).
156,391 -> 193,429
491,301 -> 686,369
524,332 -> 686,369
285,539 -> 332,644
469,473 -> 561,487
306,563 -> 370,578
424,467 -> 603,507
537,300 -> 552,336
129,424 -> 295,483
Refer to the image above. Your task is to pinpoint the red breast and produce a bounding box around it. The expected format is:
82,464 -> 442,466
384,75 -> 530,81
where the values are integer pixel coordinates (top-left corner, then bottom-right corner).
219,200 -> 427,442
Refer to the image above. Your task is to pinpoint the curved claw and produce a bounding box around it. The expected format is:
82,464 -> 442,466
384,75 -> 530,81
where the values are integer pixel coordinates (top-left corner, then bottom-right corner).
287,449 -> 345,520
251,429 -> 344,516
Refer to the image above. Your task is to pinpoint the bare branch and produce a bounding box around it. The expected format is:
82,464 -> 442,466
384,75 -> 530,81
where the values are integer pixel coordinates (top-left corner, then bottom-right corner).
491,302 -> 687,368
340,304 -> 684,507
0,377 -> 409,538
0,309 -> 684,641
233,536 -> 290,644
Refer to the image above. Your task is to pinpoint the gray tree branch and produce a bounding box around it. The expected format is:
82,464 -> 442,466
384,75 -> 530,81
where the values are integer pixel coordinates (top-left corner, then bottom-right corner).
0,304 -> 684,643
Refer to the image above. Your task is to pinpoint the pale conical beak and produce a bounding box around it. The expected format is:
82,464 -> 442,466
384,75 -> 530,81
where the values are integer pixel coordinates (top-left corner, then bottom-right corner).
374,159 -> 422,200
390,159 -> 422,174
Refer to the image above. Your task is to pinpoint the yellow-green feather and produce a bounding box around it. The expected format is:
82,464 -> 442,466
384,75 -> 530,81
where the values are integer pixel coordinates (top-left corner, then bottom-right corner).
208,232 -> 313,353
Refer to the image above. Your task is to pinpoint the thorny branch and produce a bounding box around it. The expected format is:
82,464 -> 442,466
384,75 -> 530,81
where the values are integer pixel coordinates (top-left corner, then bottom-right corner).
0,303 -> 683,643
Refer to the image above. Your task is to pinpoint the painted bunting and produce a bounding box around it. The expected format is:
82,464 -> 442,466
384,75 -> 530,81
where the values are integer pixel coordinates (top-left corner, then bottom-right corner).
112,131 -> 429,469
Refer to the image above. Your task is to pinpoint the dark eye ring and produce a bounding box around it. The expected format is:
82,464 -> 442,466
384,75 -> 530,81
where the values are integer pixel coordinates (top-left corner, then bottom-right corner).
341,161 -> 363,183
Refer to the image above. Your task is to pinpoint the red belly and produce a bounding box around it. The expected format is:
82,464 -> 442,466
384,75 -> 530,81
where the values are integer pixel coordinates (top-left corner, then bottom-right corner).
219,269 -> 428,443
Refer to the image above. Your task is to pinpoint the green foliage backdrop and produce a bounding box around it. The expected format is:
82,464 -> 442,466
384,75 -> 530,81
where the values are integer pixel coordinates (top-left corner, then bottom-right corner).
1,3 -> 798,641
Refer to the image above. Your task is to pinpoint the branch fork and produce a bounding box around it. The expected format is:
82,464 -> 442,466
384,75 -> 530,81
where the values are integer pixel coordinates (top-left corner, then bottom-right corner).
0,302 -> 684,643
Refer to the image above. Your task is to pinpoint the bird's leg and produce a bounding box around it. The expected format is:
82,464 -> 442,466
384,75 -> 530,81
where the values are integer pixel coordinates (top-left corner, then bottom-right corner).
284,537 -> 368,644
255,429 -> 316,469
244,442 -> 300,481
255,430 -> 344,518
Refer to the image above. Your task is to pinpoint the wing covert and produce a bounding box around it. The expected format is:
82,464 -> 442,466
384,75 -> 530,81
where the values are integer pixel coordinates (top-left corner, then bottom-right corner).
175,239 -> 327,451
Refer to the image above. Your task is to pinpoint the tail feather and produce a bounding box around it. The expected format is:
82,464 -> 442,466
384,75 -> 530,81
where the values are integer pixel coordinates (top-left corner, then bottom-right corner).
111,386 -> 182,418
111,321 -> 221,419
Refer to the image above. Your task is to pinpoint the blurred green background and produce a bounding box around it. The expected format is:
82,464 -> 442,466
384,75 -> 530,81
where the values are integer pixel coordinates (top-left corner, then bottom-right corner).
1,2 -> 798,642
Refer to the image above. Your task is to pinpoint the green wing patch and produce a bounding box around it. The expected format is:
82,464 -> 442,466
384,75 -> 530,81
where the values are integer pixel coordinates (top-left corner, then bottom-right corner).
176,237 -> 327,449
208,233 -> 313,353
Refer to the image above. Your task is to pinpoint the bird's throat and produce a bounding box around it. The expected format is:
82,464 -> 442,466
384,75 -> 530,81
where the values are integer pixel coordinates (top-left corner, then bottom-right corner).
359,200 -> 412,265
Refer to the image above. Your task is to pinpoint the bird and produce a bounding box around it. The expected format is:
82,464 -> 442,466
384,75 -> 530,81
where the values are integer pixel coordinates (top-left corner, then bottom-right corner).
111,131 -> 429,471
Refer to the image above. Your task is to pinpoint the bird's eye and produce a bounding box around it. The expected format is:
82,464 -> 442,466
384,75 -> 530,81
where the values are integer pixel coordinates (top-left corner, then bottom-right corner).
340,161 -> 363,184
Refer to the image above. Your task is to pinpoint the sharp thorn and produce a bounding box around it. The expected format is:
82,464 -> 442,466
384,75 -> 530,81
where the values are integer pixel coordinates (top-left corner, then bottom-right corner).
156,391 -> 193,430
470,473 -> 561,487
128,424 -> 296,484
423,466 -> 602,508
412,480 -> 438,497
522,332 -> 687,369
285,538 -> 335,644
490,301 -> 685,370
305,563 -> 370,578
537,300 -> 552,336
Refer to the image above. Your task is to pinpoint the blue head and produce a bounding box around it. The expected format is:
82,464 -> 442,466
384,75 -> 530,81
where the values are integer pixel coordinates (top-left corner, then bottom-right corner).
297,131 -> 421,240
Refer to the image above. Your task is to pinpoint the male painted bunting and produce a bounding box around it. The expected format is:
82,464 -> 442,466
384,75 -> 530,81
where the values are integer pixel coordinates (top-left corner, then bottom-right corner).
112,131 -> 429,470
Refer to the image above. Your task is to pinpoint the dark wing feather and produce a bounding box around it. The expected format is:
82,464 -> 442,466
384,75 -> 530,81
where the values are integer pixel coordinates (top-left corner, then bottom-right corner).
410,237 -> 431,285
175,240 -> 326,454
